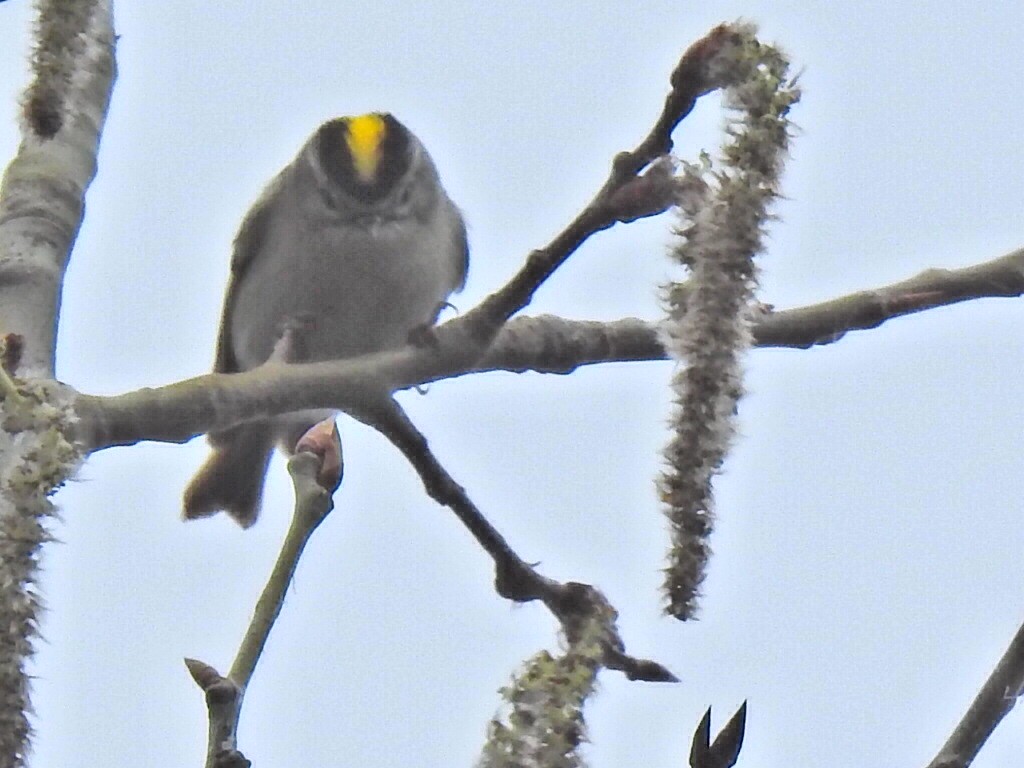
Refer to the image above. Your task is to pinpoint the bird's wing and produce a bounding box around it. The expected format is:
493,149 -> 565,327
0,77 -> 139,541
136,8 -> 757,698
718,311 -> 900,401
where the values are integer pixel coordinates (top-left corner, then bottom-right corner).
451,202 -> 470,293
212,171 -> 286,374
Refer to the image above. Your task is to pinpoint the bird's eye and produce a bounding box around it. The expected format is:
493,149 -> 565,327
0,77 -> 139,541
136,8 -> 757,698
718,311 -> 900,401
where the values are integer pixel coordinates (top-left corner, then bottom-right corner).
396,184 -> 413,207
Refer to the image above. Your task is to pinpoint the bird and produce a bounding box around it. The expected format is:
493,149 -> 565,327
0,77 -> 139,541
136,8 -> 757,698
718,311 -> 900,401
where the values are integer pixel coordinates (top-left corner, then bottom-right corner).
183,113 -> 468,527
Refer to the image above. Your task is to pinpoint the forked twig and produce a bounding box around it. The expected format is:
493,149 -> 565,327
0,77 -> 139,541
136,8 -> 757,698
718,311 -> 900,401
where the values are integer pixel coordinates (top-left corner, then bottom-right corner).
690,703 -> 747,768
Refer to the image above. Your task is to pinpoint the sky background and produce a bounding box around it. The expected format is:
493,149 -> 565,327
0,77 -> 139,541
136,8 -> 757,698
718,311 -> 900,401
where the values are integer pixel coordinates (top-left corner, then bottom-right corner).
2,1 -> 1024,766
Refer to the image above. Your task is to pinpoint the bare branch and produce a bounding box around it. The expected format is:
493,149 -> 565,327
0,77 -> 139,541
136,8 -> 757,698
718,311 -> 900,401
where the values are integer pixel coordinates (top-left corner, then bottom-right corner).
0,0 -> 116,378
71,243 -> 1024,454
186,436 -> 338,767
228,450 -> 334,686
752,247 -> 1024,348
472,246 -> 1024,374
361,397 -> 673,682
360,395 -> 552,602
926,618 -> 1024,768
183,659 -> 249,768
461,23 -> 742,346
0,3 -> 114,764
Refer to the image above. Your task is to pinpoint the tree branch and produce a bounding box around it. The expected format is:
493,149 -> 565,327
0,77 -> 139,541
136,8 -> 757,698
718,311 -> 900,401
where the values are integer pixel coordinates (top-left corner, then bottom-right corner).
0,3 -> 115,765
0,0 -> 116,378
480,584 -> 673,767
228,451 -> 335,686
186,433 -> 340,768
451,24 -> 742,352
474,245 -> 1024,373
71,23 -> 755,486
361,397 -> 675,682
926,617 -> 1024,768
183,658 -> 248,768
751,247 -> 1024,348
72,244 -> 1024,451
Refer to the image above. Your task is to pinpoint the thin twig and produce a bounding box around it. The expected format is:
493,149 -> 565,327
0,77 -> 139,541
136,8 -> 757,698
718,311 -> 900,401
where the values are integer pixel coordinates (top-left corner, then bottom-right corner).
228,451 -> 334,685
361,396 -> 548,602
183,658 -> 248,768
466,24 -> 743,335
186,446 -> 336,767
751,247 -> 1024,348
360,397 -> 675,682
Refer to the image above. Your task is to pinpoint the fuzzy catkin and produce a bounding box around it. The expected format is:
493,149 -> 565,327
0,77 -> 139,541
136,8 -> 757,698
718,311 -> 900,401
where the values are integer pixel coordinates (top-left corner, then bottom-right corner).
659,22 -> 800,620
22,0 -> 99,138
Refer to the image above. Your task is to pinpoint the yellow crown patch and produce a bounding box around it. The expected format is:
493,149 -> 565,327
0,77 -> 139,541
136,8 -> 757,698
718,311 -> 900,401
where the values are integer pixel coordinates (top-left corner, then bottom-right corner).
344,114 -> 387,182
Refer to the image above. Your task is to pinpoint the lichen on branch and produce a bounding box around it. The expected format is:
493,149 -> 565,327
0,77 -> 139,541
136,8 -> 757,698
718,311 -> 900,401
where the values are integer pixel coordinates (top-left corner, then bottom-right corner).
0,382 -> 81,768
478,598 -> 615,768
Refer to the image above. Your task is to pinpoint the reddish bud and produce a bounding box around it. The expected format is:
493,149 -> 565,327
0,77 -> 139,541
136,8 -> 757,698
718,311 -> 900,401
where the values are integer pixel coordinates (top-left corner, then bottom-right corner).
294,418 -> 344,492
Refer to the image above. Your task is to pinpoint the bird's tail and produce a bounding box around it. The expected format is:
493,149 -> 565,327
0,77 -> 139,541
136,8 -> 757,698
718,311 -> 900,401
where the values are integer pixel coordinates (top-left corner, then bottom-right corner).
183,422 -> 275,528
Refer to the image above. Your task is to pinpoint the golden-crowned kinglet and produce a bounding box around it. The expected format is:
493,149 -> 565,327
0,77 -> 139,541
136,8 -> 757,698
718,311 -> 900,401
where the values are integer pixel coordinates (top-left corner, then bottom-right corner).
183,113 -> 468,526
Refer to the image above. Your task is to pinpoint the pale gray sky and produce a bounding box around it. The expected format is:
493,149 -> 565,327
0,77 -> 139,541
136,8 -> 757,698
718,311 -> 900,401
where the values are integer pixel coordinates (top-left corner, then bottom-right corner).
1,2 -> 1023,766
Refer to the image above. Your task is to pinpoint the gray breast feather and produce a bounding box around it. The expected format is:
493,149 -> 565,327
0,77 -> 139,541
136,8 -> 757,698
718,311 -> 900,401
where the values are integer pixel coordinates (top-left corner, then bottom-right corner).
226,160 -> 465,371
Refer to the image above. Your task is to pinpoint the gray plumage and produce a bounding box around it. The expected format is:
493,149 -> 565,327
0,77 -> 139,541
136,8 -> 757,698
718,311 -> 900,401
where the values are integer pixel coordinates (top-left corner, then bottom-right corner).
183,114 -> 467,526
